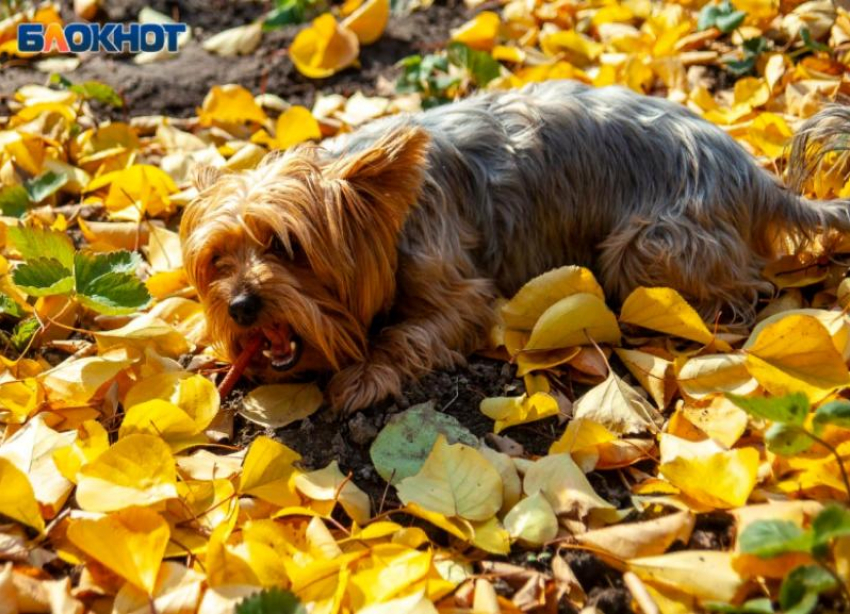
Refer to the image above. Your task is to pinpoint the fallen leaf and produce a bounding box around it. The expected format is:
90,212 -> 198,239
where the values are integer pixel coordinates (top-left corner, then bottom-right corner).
573,371 -> 662,434
239,383 -> 323,429
397,435 -> 503,521
289,14 -> 360,79
660,447 -> 760,509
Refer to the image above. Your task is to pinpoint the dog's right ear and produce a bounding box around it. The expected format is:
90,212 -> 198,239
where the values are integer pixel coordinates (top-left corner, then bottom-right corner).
192,164 -> 222,192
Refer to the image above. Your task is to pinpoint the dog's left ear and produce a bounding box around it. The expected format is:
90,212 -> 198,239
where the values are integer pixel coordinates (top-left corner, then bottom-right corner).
328,126 -> 430,229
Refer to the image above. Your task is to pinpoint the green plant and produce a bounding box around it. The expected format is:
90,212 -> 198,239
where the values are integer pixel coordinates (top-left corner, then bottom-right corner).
236,588 -> 307,614
262,0 -> 325,29
8,226 -> 151,316
734,505 -> 850,614
49,75 -> 123,108
0,171 -> 67,218
396,42 -> 501,108
728,393 -> 850,501
698,0 -> 746,34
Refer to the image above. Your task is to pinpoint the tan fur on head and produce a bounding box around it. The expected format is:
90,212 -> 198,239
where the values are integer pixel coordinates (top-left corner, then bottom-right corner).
180,126 -> 430,374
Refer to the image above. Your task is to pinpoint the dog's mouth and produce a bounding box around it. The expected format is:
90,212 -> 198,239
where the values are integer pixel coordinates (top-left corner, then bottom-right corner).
255,324 -> 303,372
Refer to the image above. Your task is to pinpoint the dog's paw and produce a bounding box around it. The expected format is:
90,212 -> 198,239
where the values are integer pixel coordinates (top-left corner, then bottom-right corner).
327,361 -> 402,415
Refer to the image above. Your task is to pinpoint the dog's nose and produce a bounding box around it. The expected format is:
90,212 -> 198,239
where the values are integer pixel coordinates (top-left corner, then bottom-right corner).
228,293 -> 262,326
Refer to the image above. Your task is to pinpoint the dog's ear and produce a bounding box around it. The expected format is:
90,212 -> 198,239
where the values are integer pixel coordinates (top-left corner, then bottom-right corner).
328,126 -> 429,228
192,164 -> 223,193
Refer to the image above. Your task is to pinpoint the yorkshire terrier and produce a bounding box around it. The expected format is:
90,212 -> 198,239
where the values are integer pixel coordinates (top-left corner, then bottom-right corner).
180,80 -> 850,414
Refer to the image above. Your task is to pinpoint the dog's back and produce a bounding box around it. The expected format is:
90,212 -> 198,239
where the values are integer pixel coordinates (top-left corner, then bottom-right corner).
327,80 -> 850,320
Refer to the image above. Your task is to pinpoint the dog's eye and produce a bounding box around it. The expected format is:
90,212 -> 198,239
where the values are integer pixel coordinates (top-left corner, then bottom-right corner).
211,252 -> 225,269
268,235 -> 305,264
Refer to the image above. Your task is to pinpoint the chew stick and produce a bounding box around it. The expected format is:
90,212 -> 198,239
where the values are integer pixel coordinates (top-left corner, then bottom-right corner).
218,334 -> 263,399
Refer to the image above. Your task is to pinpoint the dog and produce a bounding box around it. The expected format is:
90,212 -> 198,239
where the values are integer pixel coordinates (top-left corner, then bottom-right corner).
180,80 -> 850,414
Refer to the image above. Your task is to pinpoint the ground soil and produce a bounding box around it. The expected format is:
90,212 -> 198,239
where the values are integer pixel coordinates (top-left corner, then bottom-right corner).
1,0 -> 468,116
1,1 -> 643,610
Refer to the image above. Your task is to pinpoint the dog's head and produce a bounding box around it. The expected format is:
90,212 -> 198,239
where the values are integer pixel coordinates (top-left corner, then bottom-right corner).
180,126 -> 429,377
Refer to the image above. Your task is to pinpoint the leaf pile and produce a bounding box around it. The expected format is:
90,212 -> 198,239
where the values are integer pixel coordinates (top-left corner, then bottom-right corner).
5,0 -> 850,612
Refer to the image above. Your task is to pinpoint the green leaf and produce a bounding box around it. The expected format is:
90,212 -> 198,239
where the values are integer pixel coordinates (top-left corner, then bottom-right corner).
725,55 -> 758,76
236,588 -> 307,614
698,5 -> 720,31
0,293 -> 25,319
0,185 -> 31,218
738,520 -> 813,558
74,251 -> 150,315
370,402 -> 478,485
800,27 -> 830,53
12,258 -> 74,297
765,423 -> 815,456
69,81 -> 123,108
7,226 -> 75,269
24,171 -> 67,204
811,504 -> 850,554
447,42 -> 501,87
779,565 -> 836,614
11,317 -> 40,352
813,400 -> 850,430
727,393 -> 809,426
705,598 -> 775,614
76,273 -> 151,315
715,10 -> 746,33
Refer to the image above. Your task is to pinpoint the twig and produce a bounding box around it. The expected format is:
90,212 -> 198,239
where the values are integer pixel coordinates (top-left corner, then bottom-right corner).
217,334 -> 263,400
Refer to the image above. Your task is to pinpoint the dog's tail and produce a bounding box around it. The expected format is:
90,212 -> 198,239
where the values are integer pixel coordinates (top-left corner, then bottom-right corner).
755,106 -> 850,250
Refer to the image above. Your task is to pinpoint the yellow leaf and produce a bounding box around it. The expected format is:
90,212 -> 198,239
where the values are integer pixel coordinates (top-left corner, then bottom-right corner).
660,447 -> 760,509
197,84 -> 268,127
748,112 -> 792,159
239,383 -> 323,429
289,14 -> 360,79
341,0 -> 389,45
294,460 -> 371,525
615,348 -> 673,409
523,453 -> 614,517
41,356 -> 132,405
147,226 -> 183,273
503,492 -> 559,547
85,165 -> 177,219
574,371 -> 662,434
67,507 -> 170,594
76,434 -> 178,512
239,436 -> 302,507
620,287 -> 731,350
0,415 -> 75,519
112,561 -> 205,614
480,392 -> 560,433
0,379 -> 42,424
397,435 -> 503,521
682,396 -> 749,449
52,419 -> 110,483
124,372 -> 219,433
349,546 -> 432,609
745,314 -> 850,402
95,314 -> 191,358
119,400 -> 207,452
0,457 -> 44,533
541,30 -> 604,64
734,77 -> 770,108
515,347 -> 581,376
451,11 -> 501,51
525,293 -> 621,350
501,266 -> 605,330
274,106 -> 322,150
677,353 -> 758,400
479,446 -> 521,515
577,511 -> 695,560
628,551 -> 746,603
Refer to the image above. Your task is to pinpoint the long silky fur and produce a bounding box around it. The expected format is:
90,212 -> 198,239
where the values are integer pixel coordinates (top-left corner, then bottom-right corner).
182,80 -> 850,412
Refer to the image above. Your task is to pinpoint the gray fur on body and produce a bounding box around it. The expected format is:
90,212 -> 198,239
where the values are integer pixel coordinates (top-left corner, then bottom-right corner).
326,80 -> 850,321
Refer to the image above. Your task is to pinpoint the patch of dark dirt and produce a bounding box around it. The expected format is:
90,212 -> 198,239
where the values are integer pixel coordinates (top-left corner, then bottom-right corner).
564,550 -> 635,614
1,0 -> 469,117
